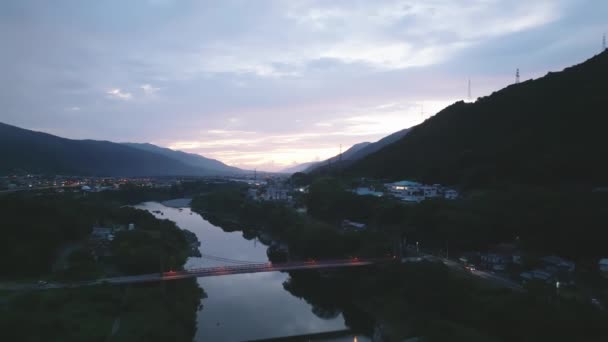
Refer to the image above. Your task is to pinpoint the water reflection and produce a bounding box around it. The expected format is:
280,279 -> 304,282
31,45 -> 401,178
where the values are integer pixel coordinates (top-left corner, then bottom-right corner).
135,202 -> 370,342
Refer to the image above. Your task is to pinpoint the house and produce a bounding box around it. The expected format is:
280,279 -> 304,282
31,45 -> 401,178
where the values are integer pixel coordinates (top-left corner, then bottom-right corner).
342,219 -> 367,231
541,255 -> 575,273
89,226 -> 114,259
247,188 -> 259,200
444,189 -> 459,199
354,187 -> 383,197
384,180 -> 458,202
90,226 -> 114,241
520,269 -> 554,284
261,187 -> 290,201
599,258 -> 608,277
481,253 -> 510,271
480,243 -> 519,271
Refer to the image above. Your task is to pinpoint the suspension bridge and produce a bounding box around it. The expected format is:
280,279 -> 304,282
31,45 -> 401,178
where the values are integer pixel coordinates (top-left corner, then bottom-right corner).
0,254 -> 396,290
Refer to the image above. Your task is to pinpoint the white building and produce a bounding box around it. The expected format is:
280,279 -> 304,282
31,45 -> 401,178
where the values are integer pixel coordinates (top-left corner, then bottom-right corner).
262,187 -> 291,201
353,187 -> 383,197
384,180 -> 458,202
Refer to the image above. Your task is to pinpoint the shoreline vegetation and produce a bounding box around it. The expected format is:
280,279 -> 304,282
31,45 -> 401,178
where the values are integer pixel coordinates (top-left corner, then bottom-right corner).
190,181 -> 608,342
0,190 -> 205,341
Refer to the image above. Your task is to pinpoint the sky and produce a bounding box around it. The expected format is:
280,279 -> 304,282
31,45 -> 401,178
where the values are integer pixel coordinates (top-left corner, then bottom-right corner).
1,0 -> 606,171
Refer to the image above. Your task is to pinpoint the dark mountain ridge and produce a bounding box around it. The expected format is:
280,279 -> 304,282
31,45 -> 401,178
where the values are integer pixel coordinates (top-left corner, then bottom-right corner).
345,51 -> 608,188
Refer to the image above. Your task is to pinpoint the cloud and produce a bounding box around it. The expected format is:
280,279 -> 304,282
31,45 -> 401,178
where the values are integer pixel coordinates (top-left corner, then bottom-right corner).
140,84 -> 160,94
2,0 -> 605,171
106,88 -> 132,100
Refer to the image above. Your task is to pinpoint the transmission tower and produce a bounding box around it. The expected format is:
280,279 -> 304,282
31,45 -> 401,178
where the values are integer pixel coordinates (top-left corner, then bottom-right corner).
515,68 -> 520,84
467,78 -> 472,102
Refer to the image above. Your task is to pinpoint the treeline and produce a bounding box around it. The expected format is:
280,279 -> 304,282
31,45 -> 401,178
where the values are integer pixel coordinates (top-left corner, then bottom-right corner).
0,279 -> 205,342
305,177 -> 608,262
0,191 -> 195,278
284,262 -> 608,342
191,183 -> 391,259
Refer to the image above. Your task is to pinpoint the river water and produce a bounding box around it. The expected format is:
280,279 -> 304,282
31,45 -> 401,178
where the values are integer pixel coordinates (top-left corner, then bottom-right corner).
135,201 -> 370,342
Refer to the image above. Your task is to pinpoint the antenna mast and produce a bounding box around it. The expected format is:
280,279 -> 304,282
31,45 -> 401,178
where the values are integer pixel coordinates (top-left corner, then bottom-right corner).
515,68 -> 520,84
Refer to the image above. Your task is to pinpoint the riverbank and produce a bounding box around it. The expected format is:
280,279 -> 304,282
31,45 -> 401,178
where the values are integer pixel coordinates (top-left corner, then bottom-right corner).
0,193 -> 205,341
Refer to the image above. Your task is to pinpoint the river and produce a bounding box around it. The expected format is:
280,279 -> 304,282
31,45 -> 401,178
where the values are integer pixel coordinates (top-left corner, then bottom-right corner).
135,201 -> 371,342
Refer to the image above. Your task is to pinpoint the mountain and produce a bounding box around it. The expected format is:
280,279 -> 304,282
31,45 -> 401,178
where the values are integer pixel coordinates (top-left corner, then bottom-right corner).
348,128 -> 411,160
122,142 -> 243,174
0,122 -> 231,177
345,51 -> 608,188
303,128 -> 411,173
281,161 -> 319,174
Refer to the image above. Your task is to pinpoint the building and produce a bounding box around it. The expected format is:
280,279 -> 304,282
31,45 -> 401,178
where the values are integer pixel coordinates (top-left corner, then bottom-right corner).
444,189 -> 459,199
384,180 -> 458,202
353,187 -> 383,197
261,187 -> 291,201
342,219 -> 367,231
90,226 -> 114,241
481,253 -> 510,271
89,226 -> 114,259
541,255 -> 575,273
599,258 -> 608,277
520,269 -> 554,284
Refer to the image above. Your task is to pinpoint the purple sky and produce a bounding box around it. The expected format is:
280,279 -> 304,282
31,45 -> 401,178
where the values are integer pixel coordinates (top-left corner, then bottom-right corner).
1,0 -> 606,171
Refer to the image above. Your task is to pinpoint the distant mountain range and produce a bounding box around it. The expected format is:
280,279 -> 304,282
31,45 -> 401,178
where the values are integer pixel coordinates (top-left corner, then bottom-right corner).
281,128 -> 410,174
122,142 -> 242,175
0,122 -> 243,177
343,51 -> 608,188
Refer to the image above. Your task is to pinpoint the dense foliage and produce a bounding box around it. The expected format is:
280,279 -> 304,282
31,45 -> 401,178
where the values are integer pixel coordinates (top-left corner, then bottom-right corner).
346,51 -> 608,188
285,263 -> 608,342
0,191 -> 195,277
303,177 -> 608,262
0,280 -> 204,342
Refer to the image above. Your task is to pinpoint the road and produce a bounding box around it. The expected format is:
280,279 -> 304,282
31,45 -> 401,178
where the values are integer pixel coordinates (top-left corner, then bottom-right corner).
406,247 -> 524,291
